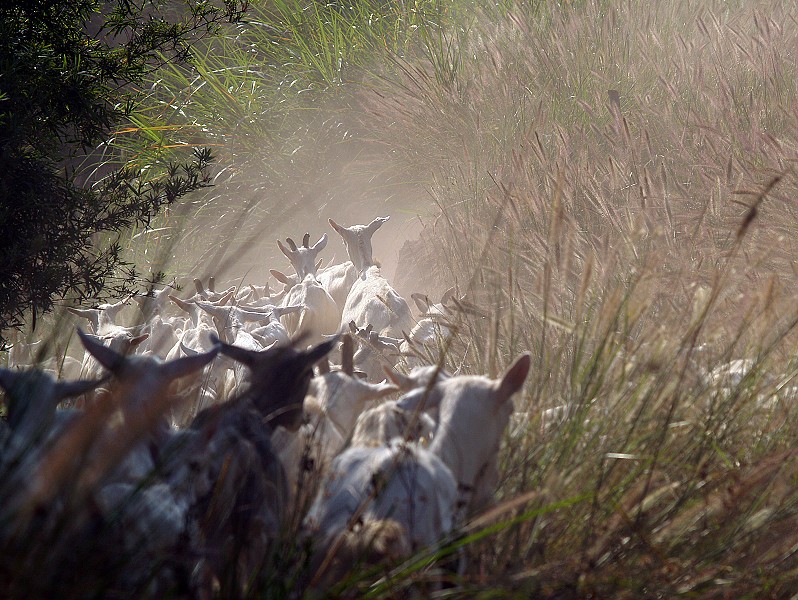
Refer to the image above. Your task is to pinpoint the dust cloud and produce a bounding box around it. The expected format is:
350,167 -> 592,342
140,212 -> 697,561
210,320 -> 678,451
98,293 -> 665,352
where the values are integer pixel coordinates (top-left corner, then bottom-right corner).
153,91 -> 441,302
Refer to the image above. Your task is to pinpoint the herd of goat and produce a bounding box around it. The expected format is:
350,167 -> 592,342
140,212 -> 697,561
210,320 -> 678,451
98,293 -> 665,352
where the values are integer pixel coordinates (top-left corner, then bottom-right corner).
0,216 -> 531,597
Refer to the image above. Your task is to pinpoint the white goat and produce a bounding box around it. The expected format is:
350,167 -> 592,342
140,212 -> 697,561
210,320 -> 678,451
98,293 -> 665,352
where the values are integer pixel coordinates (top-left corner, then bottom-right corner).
328,216 -> 389,274
67,295 -> 132,334
164,294 -> 239,421
347,364 -> 449,449
331,217 -> 414,339
274,336 -> 397,496
305,353 -> 531,573
130,285 -> 184,358
249,305 -> 302,347
68,297 -> 151,392
278,233 -> 329,280
347,322 -> 403,381
274,236 -> 340,345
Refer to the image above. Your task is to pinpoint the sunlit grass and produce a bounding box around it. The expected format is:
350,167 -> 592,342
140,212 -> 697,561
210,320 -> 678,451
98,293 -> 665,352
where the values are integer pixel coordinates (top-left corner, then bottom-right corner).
355,0 -> 798,594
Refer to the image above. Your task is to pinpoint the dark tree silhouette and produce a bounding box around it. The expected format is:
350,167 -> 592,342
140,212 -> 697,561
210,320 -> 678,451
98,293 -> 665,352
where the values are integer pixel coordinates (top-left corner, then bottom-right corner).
0,0 -> 246,347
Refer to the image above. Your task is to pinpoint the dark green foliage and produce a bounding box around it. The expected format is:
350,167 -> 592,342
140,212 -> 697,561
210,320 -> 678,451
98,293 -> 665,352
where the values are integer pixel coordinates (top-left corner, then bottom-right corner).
0,0 -> 246,346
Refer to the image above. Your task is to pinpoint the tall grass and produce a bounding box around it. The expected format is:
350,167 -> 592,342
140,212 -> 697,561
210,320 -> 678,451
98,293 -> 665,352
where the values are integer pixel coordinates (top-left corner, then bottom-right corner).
353,0 -> 798,594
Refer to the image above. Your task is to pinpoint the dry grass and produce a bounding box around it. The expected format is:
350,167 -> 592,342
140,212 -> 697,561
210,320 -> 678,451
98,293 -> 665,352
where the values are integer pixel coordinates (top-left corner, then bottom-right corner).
349,0 -> 798,595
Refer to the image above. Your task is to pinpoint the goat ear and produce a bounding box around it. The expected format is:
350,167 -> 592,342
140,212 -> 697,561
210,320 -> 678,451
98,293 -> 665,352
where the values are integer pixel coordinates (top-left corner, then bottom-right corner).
180,341 -> 199,356
78,329 -> 124,373
313,233 -> 328,252
194,300 -> 219,317
277,239 -> 292,258
169,295 -> 193,314
362,379 -> 399,398
213,334 -> 255,367
130,333 -> 149,348
304,335 -> 340,368
102,299 -> 128,321
496,353 -> 531,402
55,376 -> 108,400
67,307 -> 101,332
270,269 -> 291,285
161,347 -> 219,380
132,293 -> 148,308
67,307 -> 97,320
411,293 -> 430,313
328,218 -> 345,236
273,304 -> 303,319
214,288 -> 237,305
383,365 -> 415,390
366,216 -> 390,233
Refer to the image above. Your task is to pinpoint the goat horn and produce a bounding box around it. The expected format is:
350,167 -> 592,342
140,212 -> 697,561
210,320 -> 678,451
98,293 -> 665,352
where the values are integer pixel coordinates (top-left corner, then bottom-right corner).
341,334 -> 354,376
286,238 -> 298,251
317,356 -> 330,374
302,233 -> 310,248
